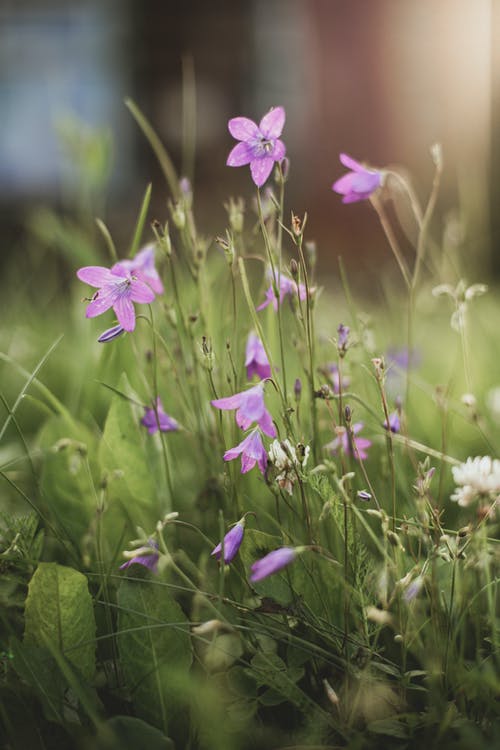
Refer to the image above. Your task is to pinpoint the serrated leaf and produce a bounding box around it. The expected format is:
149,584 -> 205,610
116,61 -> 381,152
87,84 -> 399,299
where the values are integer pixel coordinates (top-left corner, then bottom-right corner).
117,578 -> 192,734
308,472 -> 334,502
24,563 -> 96,681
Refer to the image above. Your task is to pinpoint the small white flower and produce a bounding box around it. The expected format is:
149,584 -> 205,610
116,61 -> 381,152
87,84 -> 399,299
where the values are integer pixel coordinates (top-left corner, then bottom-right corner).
451,456 -> 500,508
268,439 -> 310,495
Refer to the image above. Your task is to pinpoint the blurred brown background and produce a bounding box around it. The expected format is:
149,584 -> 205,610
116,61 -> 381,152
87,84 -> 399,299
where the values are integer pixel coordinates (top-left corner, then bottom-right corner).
0,0 -> 498,280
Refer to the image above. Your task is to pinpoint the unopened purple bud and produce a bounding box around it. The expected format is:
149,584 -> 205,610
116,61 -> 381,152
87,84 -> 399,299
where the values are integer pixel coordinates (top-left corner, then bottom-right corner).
98,325 -> 126,343
383,411 -> 401,434
357,490 -> 372,502
294,377 -> 302,401
337,324 -> 350,356
250,546 -> 298,582
211,519 -> 245,564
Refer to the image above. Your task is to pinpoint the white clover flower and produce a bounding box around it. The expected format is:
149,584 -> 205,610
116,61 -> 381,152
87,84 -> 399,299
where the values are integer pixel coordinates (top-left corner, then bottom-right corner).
268,439 -> 310,495
451,456 -> 500,508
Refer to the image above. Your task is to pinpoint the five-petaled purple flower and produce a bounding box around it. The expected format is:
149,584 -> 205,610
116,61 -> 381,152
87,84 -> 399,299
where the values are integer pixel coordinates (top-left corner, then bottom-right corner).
119,539 -> 159,574
332,153 -> 382,204
77,263 -> 155,332
250,546 -> 297,582
141,398 -> 178,435
211,381 -> 276,437
325,422 -> 371,461
257,270 -> 310,312
245,332 -> 271,381
211,517 -> 246,564
227,106 -> 286,187
116,244 -> 164,295
223,427 -> 268,475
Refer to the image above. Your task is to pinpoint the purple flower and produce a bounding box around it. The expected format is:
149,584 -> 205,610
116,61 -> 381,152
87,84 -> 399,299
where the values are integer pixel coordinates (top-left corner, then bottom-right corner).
245,332 -> 271,380
98,324 -> 125,343
211,381 -> 276,438
77,264 -> 155,332
120,539 -> 159,574
223,427 -> 268,475
337,323 -> 350,355
332,153 -> 382,204
211,518 -> 245,564
383,410 -> 401,434
226,106 -> 286,187
326,364 -> 350,394
250,546 -> 297,582
114,244 -> 164,296
325,422 -> 371,461
141,398 -> 179,434
257,270 -> 310,312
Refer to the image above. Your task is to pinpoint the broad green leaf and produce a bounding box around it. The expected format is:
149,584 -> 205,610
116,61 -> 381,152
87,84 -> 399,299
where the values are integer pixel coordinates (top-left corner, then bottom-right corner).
117,578 -> 192,734
9,637 -> 65,724
24,563 -> 96,682
99,374 -> 158,523
39,416 -> 98,547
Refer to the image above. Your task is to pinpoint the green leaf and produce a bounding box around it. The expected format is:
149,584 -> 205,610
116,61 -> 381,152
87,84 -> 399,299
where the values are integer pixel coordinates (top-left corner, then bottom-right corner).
117,578 -> 192,734
99,374 -> 157,510
367,717 -> 410,739
24,563 -> 96,682
39,416 -> 98,547
308,471 -> 335,502
9,637 -> 65,723
249,652 -> 307,710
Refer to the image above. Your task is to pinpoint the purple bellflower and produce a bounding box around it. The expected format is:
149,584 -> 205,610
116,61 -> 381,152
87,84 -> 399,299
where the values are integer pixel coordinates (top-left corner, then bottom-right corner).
119,539 -> 159,574
211,381 -> 276,437
115,244 -> 164,295
257,270 -> 310,312
250,546 -> 298,582
223,427 -> 268,475
245,332 -> 271,380
226,106 -> 286,187
141,398 -> 178,435
325,422 -> 371,461
211,517 -> 246,564
326,363 -> 351,394
77,264 -> 155,332
332,153 -> 382,204
383,410 -> 401,434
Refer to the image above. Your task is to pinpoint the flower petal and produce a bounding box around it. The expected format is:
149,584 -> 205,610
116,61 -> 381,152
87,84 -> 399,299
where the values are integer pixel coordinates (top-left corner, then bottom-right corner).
259,106 -> 285,139
272,139 -> 286,162
130,279 -> 156,304
258,409 -> 276,438
227,141 -> 254,167
212,393 -> 243,411
332,173 -> 355,195
228,116 -> 260,141
339,153 -> 364,171
250,157 -> 275,187
85,286 -> 117,318
114,295 -> 136,332
77,266 -> 115,287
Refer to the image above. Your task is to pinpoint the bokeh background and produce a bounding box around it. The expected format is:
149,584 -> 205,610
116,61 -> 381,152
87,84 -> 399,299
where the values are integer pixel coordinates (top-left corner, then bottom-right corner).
0,0 -> 498,282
